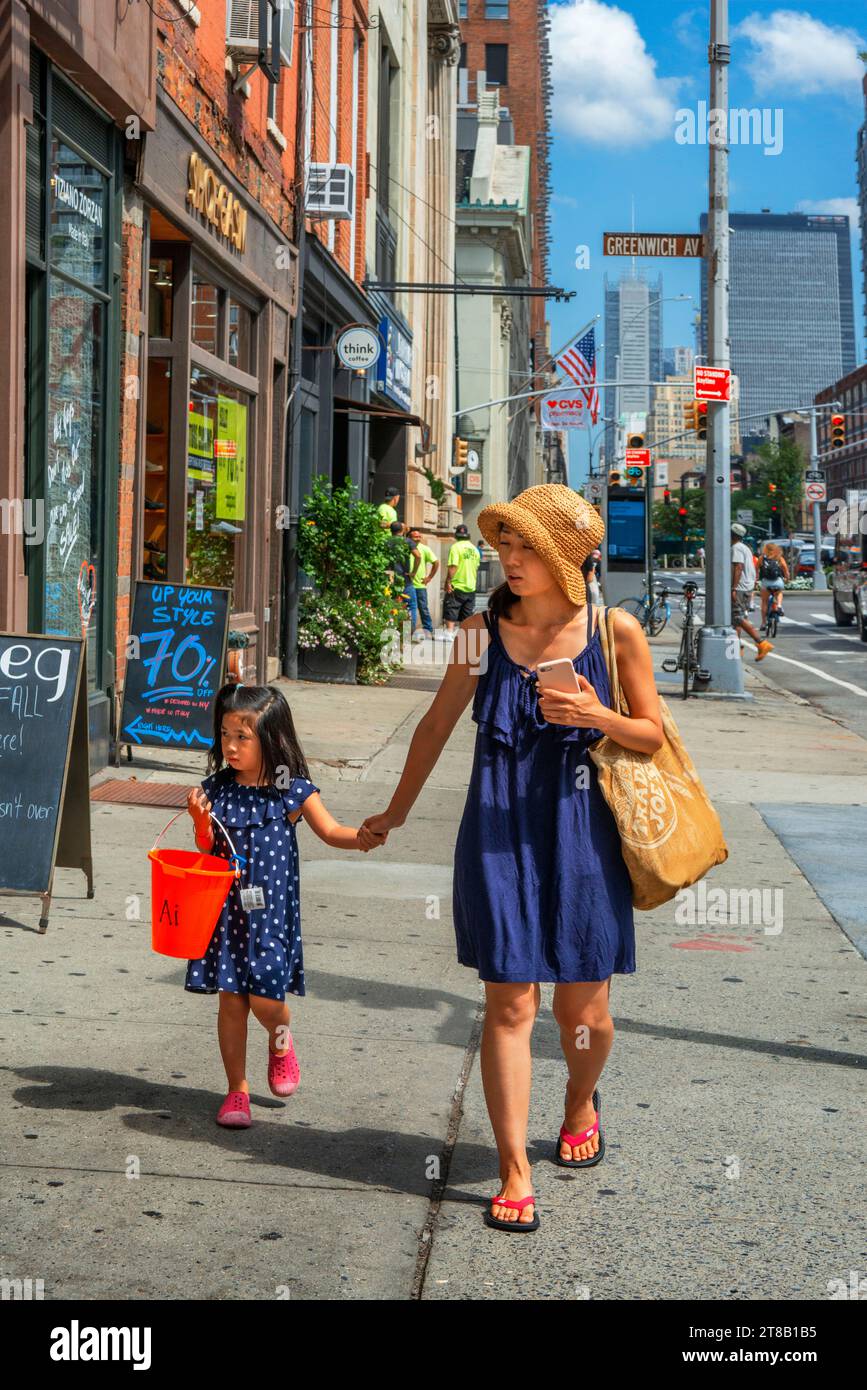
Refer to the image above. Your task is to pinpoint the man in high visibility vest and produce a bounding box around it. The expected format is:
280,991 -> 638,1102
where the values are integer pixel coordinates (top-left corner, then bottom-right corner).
376,488 -> 401,530
443,523 -> 481,633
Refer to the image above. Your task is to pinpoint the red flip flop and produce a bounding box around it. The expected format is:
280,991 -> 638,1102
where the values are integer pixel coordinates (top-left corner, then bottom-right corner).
483,1194 -> 540,1233
555,1087 -> 605,1168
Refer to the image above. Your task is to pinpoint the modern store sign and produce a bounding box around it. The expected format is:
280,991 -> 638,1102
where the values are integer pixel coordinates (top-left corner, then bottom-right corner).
186,153 -> 248,253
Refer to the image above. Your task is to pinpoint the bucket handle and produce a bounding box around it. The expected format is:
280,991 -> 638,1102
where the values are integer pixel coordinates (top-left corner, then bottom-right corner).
151,808 -> 245,875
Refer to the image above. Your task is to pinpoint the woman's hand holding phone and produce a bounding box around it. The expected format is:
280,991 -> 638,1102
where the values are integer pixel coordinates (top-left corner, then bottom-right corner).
535,671 -> 610,730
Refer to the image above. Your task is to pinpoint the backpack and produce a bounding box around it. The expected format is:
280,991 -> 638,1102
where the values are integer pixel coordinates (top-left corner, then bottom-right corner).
759,556 -> 783,582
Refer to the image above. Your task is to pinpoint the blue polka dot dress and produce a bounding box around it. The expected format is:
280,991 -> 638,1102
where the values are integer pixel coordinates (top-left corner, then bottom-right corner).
184,768 -> 320,1000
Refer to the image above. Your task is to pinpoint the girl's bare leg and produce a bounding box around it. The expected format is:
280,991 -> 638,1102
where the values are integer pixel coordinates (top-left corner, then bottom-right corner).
480,981 -> 541,1225
553,980 -> 614,1161
217,991 -> 251,1093
248,994 -> 290,1052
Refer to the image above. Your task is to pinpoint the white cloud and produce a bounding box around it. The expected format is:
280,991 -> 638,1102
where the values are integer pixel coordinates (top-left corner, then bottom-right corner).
734,10 -> 864,95
795,196 -> 861,227
673,8 -> 703,52
551,193 -> 579,208
551,0 -> 684,147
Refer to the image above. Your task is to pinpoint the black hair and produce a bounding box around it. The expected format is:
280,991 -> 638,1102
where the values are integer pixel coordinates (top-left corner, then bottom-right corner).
207,683 -> 310,787
389,520 -> 403,534
385,487 -> 400,499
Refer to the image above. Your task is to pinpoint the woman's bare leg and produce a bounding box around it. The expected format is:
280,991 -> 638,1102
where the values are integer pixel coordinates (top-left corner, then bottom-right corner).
217,991 -> 251,1093
552,980 -> 614,1161
480,981 -> 540,1225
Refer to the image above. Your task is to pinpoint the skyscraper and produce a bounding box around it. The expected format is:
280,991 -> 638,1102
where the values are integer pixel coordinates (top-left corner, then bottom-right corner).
699,211 -> 856,431
603,271 -> 663,466
857,73 -> 867,352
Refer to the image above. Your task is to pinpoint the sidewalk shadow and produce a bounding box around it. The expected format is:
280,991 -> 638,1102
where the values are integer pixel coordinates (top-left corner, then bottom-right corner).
4,1064 -> 497,1195
304,969 -> 478,1050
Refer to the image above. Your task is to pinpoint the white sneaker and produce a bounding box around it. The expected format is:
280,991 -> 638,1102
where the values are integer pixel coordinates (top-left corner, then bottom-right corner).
411,630 -> 425,643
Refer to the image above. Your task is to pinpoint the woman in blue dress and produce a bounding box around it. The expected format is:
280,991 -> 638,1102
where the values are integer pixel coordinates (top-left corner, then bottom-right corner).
361,485 -> 663,1232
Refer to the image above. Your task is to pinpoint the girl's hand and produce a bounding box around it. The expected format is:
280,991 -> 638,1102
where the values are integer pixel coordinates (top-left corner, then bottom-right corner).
187,787 -> 212,829
535,673 -> 609,730
355,826 -> 387,852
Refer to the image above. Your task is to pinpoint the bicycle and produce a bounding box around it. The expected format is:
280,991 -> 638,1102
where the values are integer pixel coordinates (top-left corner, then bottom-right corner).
762,590 -> 783,639
619,584 -> 672,636
661,581 -> 709,700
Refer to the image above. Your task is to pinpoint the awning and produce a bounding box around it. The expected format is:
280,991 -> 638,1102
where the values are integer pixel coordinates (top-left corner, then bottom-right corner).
332,396 -> 430,451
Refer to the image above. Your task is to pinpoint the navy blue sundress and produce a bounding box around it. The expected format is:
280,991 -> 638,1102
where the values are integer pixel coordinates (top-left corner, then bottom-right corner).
452,603 -> 635,983
184,768 -> 320,1000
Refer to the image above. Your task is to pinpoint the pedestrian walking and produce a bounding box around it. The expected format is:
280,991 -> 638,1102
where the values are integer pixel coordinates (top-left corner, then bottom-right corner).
407,526 -> 439,639
384,520 -> 419,630
731,523 -> 771,660
376,487 -> 401,531
582,548 -> 603,606
185,684 -> 384,1128
758,541 -> 789,627
360,484 -> 664,1233
443,522 -> 481,633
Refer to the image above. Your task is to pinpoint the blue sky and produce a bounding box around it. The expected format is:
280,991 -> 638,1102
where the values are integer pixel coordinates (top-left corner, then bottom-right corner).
545,1 -> 866,483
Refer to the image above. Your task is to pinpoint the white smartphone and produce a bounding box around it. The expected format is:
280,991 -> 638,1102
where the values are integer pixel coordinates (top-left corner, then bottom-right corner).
535,658 -> 582,694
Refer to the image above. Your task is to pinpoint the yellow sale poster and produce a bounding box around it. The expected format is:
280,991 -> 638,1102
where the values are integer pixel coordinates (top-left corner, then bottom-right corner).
216,396 -> 247,521
187,410 -> 214,482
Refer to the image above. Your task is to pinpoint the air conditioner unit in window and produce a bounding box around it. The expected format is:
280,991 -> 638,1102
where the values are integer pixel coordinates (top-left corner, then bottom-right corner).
306,164 -> 354,220
226,0 -> 295,66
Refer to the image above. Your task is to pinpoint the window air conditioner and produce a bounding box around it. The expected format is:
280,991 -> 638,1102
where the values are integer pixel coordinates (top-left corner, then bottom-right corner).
226,0 -> 295,66
306,164 -> 354,220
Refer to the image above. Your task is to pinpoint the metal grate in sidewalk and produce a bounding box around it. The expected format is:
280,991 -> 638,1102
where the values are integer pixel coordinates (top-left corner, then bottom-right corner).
90,780 -> 196,807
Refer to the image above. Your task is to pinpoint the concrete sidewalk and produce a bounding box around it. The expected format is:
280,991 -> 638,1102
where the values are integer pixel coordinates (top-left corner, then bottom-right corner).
1,624 -> 866,1300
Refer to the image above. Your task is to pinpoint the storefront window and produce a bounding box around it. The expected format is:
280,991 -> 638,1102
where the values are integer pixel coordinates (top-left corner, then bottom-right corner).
44,275 -> 104,691
144,358 -> 171,580
49,138 -> 106,289
228,298 -> 252,371
191,274 -> 220,354
148,257 -> 173,337
185,370 -> 249,593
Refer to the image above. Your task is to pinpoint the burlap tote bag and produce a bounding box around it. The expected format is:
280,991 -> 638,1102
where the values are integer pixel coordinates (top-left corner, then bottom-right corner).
589,606 -> 728,910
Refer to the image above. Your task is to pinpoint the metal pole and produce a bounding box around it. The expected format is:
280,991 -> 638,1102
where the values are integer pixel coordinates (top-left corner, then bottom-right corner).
698,0 -> 744,694
809,408 -> 828,591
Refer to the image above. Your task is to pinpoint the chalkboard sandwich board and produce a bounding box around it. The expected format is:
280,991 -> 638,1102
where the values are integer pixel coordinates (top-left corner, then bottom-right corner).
0,633 -> 94,931
118,582 -> 230,754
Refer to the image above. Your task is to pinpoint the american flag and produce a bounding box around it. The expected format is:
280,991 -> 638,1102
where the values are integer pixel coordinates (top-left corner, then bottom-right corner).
555,328 -> 599,423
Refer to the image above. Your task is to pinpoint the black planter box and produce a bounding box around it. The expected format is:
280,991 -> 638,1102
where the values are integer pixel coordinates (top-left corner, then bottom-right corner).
298,642 -> 358,685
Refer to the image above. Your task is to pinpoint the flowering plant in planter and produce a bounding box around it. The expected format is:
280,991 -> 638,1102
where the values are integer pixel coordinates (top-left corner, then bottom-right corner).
296,475 -> 407,683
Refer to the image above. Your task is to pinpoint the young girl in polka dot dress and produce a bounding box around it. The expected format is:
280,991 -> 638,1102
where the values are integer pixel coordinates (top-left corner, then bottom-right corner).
186,683 -> 385,1128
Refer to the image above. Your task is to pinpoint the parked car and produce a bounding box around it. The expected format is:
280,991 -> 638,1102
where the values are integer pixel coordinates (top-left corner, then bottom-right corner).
831,536 -> 867,634
795,542 -> 835,576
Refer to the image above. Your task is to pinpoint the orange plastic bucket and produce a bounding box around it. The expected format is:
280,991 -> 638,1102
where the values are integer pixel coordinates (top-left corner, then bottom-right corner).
149,811 -> 241,959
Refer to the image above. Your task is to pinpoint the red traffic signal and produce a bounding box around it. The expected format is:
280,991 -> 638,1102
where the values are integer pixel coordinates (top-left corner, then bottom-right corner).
697,401 -> 708,441
678,506 -> 688,518
663,488 -> 671,505
831,414 -> 845,449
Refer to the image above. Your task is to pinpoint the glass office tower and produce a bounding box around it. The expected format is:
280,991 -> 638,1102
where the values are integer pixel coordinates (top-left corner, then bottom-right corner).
699,212 -> 856,433
603,271 -> 663,468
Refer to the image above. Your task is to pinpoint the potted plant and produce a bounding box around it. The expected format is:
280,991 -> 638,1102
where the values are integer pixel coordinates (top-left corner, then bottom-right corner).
296,475 -> 408,684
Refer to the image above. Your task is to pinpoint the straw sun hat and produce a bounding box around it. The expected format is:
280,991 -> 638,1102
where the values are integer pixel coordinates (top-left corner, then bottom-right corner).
477,483 -> 605,606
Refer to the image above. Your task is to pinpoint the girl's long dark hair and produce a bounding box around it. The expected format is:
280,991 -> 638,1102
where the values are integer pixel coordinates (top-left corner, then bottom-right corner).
207,684 -> 310,786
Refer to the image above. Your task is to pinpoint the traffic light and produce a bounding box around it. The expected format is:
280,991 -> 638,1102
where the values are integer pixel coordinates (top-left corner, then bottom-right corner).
625,466 -> 643,479
626,432 -> 645,449
608,470 -> 622,487
682,401 -> 697,433
697,400 -> 708,441
454,436 -> 469,469
831,414 -> 846,449
663,488 -> 671,506
678,505 -> 688,519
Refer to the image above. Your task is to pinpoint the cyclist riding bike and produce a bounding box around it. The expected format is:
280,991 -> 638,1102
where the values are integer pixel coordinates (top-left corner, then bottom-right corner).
758,542 -> 789,629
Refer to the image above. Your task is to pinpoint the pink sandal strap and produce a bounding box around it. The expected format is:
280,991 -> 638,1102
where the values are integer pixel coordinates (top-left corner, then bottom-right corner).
560,1117 -> 599,1146
490,1194 -> 535,1211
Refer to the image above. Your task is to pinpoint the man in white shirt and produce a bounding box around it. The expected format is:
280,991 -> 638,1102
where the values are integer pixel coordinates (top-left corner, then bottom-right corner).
731,523 -> 772,660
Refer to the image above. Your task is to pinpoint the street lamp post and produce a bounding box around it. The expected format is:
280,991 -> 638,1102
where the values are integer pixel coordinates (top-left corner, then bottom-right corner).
697,0 -> 743,695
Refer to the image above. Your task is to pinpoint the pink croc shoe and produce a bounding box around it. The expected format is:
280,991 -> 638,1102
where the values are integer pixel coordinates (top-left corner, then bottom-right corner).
216,1090 -> 251,1128
268,1035 -> 300,1097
